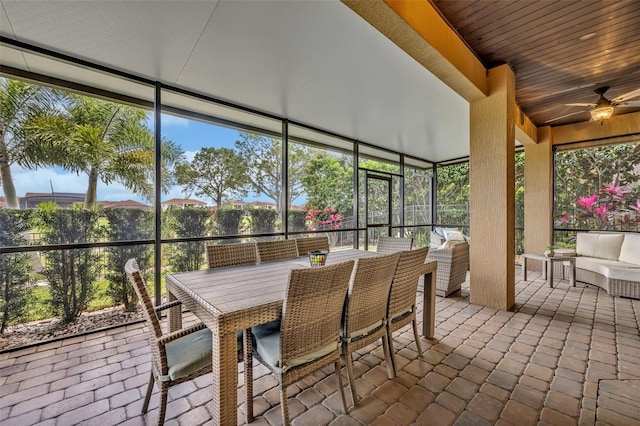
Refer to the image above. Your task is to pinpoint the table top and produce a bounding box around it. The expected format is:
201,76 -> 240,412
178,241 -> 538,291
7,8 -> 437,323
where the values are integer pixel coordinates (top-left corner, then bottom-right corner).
166,248 -> 437,329
521,253 -> 576,261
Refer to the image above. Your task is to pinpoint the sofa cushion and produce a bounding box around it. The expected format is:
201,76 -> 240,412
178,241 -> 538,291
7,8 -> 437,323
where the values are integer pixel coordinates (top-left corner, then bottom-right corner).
576,233 -> 624,260
444,229 -> 466,242
575,257 -> 640,282
619,233 -> 640,266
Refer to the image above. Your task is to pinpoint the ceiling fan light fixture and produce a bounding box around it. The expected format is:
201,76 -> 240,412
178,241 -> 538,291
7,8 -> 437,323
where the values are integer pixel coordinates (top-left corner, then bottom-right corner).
590,89 -> 615,121
590,105 -> 614,121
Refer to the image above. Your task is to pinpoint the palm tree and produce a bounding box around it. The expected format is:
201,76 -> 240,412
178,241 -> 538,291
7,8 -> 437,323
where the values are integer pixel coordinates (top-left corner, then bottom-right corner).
26,94 -> 184,208
0,78 -> 60,208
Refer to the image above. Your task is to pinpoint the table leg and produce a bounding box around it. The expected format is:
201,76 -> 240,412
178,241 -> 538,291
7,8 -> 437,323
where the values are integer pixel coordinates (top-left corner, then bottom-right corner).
542,260 -> 548,280
422,271 -> 436,338
570,260 -> 576,287
212,323 -> 238,426
523,256 -> 528,281
548,260 -> 554,288
167,291 -> 182,332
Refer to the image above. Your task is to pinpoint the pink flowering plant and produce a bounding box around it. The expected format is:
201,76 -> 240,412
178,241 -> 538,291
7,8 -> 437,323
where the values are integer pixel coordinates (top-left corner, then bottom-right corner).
304,206 -> 343,231
557,183 -> 640,230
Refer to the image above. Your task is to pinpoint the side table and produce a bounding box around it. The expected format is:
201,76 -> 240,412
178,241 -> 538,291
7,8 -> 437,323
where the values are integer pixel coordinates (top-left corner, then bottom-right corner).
522,253 -> 576,288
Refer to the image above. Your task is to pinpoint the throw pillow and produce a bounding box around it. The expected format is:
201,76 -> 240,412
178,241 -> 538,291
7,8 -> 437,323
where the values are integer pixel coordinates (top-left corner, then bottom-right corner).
619,234 -> 640,265
444,230 -> 466,242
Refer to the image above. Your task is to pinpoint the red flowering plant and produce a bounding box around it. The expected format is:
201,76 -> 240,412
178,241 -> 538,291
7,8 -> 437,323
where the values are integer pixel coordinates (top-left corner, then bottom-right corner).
557,183 -> 640,230
304,206 -> 343,231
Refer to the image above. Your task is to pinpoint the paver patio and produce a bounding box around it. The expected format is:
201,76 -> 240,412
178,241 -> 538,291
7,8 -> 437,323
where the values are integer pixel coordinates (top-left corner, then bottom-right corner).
1,268 -> 639,425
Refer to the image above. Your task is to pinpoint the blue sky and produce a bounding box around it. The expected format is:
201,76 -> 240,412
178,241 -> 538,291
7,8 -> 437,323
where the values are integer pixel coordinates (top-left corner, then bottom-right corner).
3,113 -> 274,206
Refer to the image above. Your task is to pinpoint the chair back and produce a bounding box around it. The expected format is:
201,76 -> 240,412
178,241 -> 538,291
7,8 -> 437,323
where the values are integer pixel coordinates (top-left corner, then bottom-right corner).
295,236 -> 330,257
343,253 -> 400,338
280,261 -> 354,364
387,247 -> 429,319
207,242 -> 257,268
257,240 -> 299,263
124,259 -> 162,339
377,236 -> 413,254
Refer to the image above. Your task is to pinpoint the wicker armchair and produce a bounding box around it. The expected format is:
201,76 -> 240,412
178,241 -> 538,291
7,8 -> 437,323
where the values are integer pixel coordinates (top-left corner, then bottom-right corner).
206,242 -> 257,269
386,247 -> 429,377
426,241 -> 469,297
124,259 -> 249,425
341,253 -> 400,406
294,236 -> 330,257
256,239 -> 299,263
376,236 -> 413,254
249,261 -> 354,425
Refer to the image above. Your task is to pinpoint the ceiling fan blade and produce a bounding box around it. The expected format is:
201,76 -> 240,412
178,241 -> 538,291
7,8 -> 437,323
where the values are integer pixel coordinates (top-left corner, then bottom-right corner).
612,88 -> 640,103
545,110 -> 588,123
616,100 -> 640,107
565,103 -> 595,107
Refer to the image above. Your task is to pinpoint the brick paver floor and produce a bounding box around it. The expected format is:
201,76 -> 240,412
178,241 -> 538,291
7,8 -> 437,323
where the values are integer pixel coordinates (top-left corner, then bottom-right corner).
1,268 -> 639,425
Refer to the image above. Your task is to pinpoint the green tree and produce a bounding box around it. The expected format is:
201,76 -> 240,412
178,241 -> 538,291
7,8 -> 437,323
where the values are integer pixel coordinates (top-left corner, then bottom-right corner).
175,147 -> 248,209
554,143 -> 640,225
25,94 -> 184,208
436,162 -> 469,225
404,167 -> 433,225
301,153 -> 353,216
235,133 -> 312,210
35,203 -> 101,323
0,210 -> 33,333
0,78 -> 60,208
103,208 -> 153,311
164,206 -> 211,272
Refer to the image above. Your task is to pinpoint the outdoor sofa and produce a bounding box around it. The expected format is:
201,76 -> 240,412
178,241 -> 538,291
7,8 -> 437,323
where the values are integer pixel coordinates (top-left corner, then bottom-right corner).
559,232 -> 640,299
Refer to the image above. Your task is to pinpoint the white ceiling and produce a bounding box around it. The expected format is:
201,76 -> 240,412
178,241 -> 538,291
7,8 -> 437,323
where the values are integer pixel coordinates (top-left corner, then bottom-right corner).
0,0 -> 470,163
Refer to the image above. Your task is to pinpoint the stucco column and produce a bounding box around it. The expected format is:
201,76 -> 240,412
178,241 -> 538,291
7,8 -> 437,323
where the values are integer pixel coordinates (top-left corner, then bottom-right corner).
469,64 -> 516,310
524,126 -> 553,265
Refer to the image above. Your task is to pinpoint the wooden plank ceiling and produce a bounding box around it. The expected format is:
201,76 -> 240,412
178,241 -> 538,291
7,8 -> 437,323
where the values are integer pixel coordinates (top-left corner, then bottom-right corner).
430,0 -> 640,127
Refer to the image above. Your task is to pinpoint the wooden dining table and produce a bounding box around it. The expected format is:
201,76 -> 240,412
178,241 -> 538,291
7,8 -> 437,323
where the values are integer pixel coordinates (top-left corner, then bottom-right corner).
165,248 -> 437,426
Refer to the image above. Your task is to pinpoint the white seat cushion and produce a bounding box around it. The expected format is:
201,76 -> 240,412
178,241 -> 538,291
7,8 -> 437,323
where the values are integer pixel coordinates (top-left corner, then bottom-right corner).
575,257 -> 640,282
619,233 -> 640,266
576,233 -> 624,260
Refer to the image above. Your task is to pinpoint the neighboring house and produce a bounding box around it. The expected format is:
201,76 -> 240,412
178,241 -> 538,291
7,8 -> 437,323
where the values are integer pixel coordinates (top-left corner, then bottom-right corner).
0,196 -> 6,209
161,198 -> 207,210
101,200 -> 152,210
19,192 -> 85,209
228,200 -> 248,210
249,201 -> 277,210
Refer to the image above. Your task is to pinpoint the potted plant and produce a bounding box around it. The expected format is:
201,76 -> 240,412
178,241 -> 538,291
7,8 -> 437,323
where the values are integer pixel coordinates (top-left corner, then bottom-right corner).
544,244 -> 555,257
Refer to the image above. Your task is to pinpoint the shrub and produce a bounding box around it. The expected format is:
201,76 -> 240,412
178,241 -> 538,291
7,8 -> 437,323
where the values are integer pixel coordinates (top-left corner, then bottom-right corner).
216,209 -> 244,236
34,203 -> 101,324
0,210 -> 33,334
248,209 -> 277,234
103,208 -> 153,311
164,207 -> 212,272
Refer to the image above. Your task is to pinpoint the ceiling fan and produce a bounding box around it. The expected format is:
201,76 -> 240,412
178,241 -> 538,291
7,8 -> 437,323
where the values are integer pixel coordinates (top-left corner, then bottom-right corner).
545,86 -> 640,123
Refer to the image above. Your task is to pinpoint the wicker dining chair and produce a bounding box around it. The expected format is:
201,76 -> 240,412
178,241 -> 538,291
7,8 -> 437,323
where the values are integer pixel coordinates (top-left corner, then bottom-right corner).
294,236 -> 330,257
386,246 -> 429,377
249,260 -> 355,425
341,253 -> 400,406
206,242 -> 257,269
124,259 -> 249,425
376,236 -> 413,254
256,239 -> 299,263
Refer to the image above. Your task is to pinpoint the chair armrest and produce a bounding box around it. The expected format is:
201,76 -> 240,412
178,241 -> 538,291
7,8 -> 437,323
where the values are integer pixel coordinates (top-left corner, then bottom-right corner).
158,322 -> 208,345
154,299 -> 182,314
